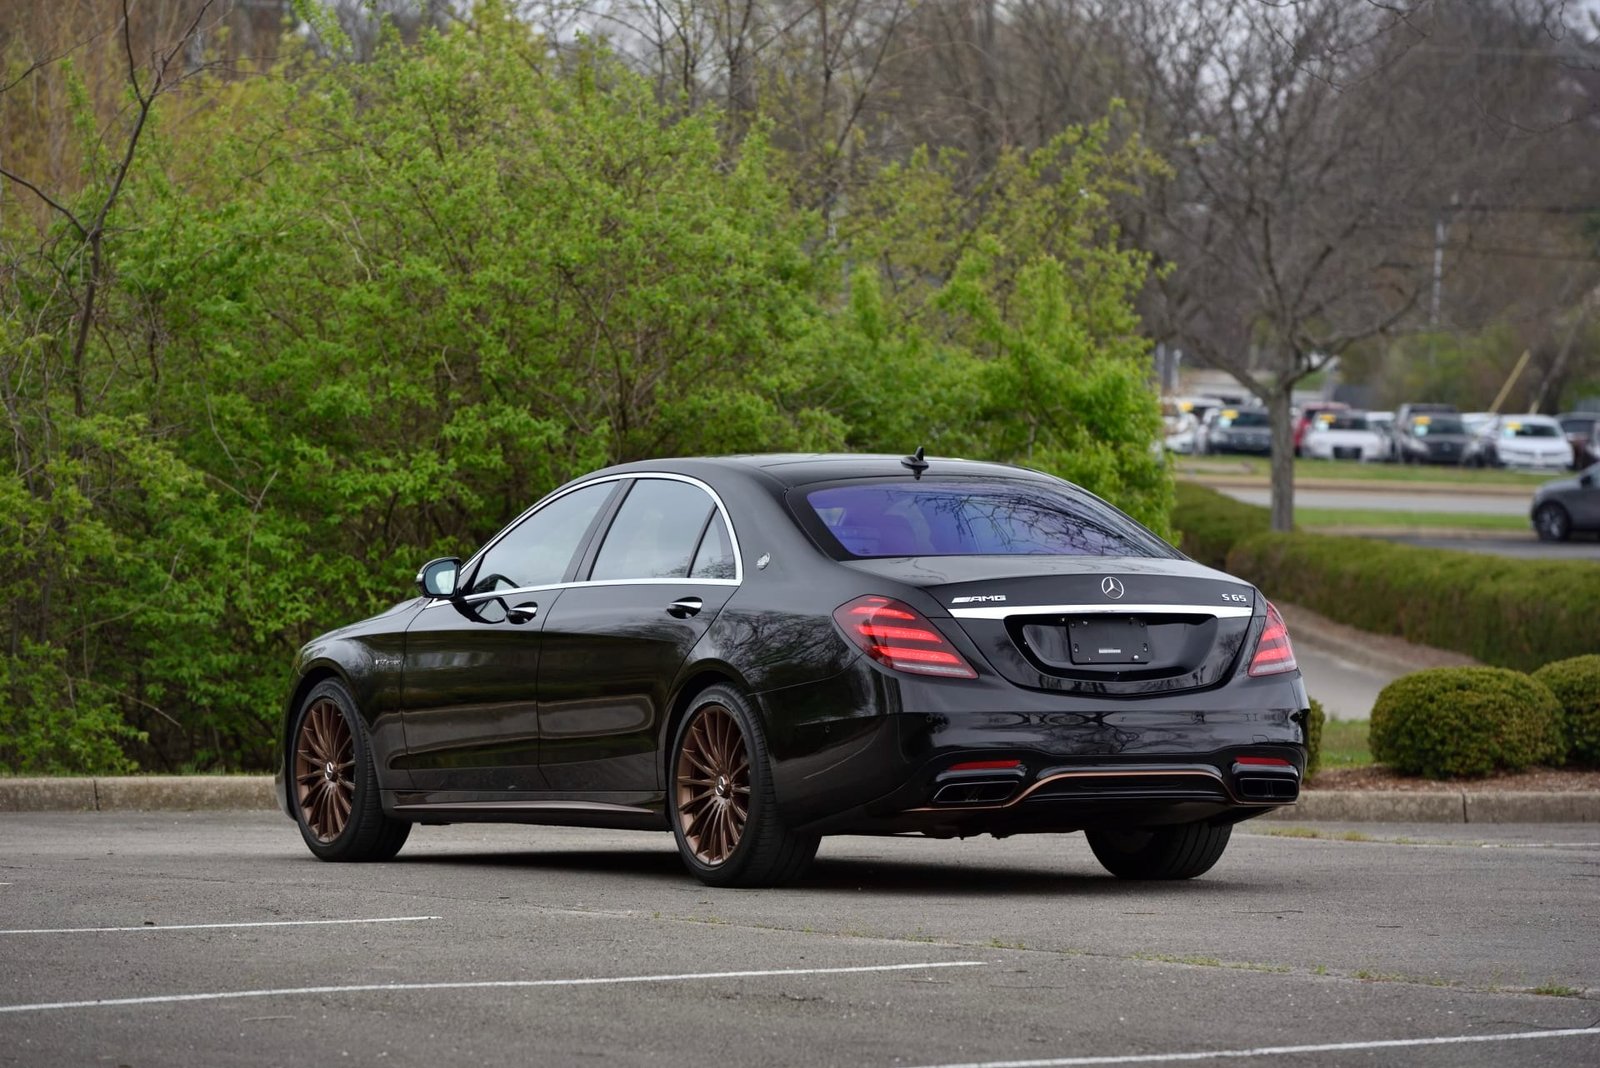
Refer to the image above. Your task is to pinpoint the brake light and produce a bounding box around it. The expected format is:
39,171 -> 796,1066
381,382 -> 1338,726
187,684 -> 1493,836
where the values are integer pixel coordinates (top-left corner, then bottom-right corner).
1235,756 -> 1292,767
1248,601 -> 1297,677
834,596 -> 978,679
949,759 -> 1021,771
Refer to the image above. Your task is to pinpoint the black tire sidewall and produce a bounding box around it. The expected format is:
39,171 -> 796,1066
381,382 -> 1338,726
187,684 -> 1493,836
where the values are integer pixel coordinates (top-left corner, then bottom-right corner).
290,679 -> 377,860
1536,504 -> 1570,542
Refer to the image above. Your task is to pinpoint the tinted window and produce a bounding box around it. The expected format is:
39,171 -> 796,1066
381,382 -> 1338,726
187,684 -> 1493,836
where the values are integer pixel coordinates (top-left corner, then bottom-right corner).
1412,416 -> 1464,435
689,512 -> 736,580
1321,414 -> 1369,431
802,480 -> 1176,559
591,479 -> 715,581
1501,421 -> 1560,439
470,481 -> 615,594
1218,410 -> 1269,428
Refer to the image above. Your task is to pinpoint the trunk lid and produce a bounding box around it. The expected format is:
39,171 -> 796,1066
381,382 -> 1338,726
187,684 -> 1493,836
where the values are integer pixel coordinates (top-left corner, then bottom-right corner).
843,556 -> 1259,695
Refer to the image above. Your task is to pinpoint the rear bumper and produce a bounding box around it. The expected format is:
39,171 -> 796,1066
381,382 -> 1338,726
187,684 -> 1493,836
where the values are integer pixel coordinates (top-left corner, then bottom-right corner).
760,660 -> 1309,835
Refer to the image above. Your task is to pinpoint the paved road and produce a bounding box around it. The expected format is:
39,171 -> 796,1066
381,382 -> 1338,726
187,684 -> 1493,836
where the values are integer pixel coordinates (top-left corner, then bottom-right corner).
2,814 -> 1596,1067
1289,636 -> 1393,720
1223,486 -> 1529,516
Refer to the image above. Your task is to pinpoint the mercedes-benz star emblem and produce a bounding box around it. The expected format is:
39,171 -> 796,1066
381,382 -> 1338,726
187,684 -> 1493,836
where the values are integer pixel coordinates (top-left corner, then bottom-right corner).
1101,577 -> 1125,599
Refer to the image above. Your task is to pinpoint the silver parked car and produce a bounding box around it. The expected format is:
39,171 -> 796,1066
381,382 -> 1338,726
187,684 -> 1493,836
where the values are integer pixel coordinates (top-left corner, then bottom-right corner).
1531,463 -> 1600,542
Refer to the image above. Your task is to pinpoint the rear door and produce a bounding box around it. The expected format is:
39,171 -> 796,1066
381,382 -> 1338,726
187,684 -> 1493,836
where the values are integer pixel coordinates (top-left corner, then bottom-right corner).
536,477 -> 739,795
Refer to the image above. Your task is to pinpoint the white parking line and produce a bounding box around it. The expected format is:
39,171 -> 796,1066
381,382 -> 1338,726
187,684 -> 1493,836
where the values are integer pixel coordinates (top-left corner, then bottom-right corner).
904,1026 -> 1600,1068
0,916 -> 441,936
0,960 -> 987,1014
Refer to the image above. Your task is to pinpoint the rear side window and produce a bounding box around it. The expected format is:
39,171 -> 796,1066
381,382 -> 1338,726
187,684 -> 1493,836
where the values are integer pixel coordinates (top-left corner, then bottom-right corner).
591,479 -> 716,581
689,512 -> 736,579
799,479 -> 1176,560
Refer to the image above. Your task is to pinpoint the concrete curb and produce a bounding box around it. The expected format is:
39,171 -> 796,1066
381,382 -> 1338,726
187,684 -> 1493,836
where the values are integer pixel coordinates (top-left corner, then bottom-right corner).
1260,790 -> 1600,823
3,777 -> 1596,822
0,777 -> 276,813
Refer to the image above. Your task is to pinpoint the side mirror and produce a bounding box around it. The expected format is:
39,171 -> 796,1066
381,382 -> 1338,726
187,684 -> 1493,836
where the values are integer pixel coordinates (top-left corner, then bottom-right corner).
1581,472 -> 1595,488
416,557 -> 462,599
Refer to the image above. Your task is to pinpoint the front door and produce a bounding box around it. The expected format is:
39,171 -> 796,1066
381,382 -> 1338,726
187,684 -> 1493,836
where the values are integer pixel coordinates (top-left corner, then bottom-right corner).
397,480 -> 621,796
537,478 -> 740,796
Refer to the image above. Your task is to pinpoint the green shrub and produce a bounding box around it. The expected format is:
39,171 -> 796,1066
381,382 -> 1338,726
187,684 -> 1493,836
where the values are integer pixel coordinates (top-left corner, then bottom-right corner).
1221,531 -> 1600,673
1531,655 -> 1600,767
1304,697 -> 1326,780
1174,483 -> 1270,570
1370,667 -> 1565,779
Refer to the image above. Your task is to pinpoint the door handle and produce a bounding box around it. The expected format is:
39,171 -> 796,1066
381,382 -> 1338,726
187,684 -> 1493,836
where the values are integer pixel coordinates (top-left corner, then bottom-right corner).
506,602 -> 538,624
667,596 -> 703,619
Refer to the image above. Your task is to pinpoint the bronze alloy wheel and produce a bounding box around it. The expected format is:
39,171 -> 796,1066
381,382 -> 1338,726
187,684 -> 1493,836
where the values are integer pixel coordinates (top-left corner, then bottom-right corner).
295,697 -> 355,843
675,703 -> 751,865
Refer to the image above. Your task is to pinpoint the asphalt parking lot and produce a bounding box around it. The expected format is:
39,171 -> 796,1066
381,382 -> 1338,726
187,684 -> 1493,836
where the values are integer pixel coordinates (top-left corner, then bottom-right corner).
2,814 -> 1597,1067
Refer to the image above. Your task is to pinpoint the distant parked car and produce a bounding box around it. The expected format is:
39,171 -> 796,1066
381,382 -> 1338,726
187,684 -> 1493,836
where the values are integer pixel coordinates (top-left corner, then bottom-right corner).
1531,462 -> 1600,541
1557,413 -> 1599,469
1365,411 -> 1395,461
1467,415 -> 1573,471
1460,411 -> 1495,438
1394,411 -> 1471,465
1292,401 -> 1348,457
1204,407 -> 1273,455
1303,410 -> 1385,462
1163,396 -> 1226,454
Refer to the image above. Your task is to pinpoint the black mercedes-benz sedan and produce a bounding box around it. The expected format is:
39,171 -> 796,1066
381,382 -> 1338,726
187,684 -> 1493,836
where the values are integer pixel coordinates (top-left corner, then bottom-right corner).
276,454 -> 1308,886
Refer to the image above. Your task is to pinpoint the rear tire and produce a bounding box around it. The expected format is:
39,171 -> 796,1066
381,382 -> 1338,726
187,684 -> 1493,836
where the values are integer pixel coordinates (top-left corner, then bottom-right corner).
669,685 -> 818,888
1534,503 -> 1572,542
1086,822 -> 1232,880
290,679 -> 410,862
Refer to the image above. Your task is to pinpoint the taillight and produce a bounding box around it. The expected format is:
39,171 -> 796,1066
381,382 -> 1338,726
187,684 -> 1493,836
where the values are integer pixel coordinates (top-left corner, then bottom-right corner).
1248,601 -> 1297,677
833,595 -> 978,679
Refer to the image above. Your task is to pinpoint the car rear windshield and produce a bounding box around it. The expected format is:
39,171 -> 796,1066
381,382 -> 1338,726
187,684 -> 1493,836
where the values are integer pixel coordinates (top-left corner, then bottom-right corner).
1321,414 -> 1370,431
1218,410 -> 1269,428
799,479 -> 1178,560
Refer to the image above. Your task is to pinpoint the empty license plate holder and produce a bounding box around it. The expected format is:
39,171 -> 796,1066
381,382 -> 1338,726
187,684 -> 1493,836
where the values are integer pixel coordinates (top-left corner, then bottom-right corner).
1067,618 -> 1149,665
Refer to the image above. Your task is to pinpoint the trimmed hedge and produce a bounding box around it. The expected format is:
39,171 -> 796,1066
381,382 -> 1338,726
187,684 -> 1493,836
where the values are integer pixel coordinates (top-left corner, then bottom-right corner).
1370,667 -> 1565,778
1531,655 -> 1600,767
1305,697 -> 1326,780
1174,485 -> 1600,673
1225,532 -> 1600,673
1174,481 -> 1270,570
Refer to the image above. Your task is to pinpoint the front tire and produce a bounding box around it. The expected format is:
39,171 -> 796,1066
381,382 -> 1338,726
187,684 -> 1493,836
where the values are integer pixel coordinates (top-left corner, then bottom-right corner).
1534,503 -> 1572,543
1086,822 -> 1232,880
669,686 -> 818,888
290,679 -> 410,861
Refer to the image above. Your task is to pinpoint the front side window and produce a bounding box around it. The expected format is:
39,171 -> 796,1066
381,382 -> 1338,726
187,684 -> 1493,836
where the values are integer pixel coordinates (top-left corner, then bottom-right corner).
590,479 -> 717,581
469,481 -> 616,595
800,479 -> 1177,560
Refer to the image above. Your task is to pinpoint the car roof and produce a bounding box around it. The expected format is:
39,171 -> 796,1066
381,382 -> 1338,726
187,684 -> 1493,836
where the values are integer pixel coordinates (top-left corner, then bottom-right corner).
592,453 -> 1059,489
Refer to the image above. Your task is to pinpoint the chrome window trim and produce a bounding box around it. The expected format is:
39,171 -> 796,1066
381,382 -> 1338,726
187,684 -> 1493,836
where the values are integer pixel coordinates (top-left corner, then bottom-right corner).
437,472 -> 743,603
948,603 -> 1255,621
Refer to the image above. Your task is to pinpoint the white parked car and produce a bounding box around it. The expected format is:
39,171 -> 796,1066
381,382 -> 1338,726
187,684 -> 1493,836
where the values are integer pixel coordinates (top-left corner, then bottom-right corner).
1162,396 -> 1226,454
1304,410 -> 1386,461
1475,415 -> 1574,470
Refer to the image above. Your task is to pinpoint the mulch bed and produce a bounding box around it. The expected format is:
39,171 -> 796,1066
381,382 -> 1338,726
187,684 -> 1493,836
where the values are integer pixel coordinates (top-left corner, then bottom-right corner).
1309,765 -> 1600,792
